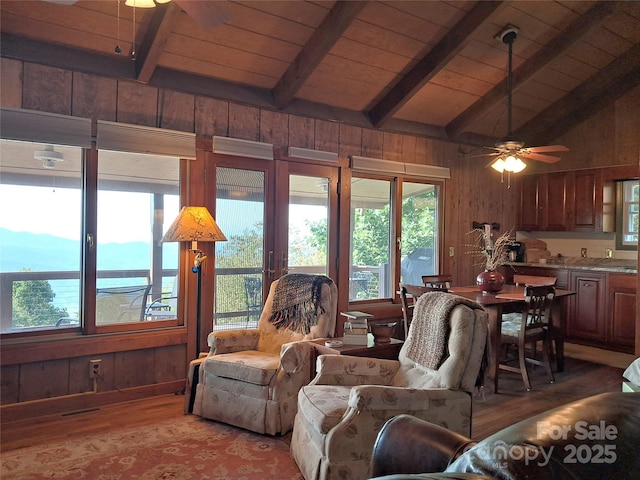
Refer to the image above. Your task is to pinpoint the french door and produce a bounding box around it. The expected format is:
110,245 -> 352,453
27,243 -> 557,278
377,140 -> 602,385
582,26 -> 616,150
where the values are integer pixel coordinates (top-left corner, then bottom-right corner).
207,153 -> 338,330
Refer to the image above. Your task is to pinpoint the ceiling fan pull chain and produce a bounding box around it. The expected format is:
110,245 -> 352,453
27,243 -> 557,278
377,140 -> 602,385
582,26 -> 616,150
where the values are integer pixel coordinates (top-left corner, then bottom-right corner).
115,0 -> 121,55
131,3 -> 136,60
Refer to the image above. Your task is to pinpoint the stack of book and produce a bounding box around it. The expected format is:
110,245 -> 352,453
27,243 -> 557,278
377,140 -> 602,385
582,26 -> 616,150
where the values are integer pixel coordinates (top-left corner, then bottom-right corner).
341,311 -> 373,345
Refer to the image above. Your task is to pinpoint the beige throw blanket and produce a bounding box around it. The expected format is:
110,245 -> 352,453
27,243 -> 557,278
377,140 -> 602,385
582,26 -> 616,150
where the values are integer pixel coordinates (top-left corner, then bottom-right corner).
407,291 -> 484,370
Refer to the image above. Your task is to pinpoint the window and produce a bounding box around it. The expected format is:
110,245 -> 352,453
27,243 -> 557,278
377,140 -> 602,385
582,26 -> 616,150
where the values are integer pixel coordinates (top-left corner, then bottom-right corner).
95,150 -> 180,327
0,108 -> 191,336
0,140 -> 83,332
349,172 -> 443,302
616,179 -> 639,250
350,177 -> 392,301
400,181 -> 440,285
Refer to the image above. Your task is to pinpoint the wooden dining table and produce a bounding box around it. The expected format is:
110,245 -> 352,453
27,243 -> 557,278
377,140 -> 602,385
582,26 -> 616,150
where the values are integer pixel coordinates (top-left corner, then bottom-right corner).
448,284 -> 576,393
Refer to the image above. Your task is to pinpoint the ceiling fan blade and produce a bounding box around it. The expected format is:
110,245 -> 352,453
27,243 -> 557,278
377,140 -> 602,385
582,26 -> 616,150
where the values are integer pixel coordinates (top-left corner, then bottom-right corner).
520,151 -> 562,163
175,0 -> 229,29
524,145 -> 569,153
458,150 -> 500,158
464,152 -> 501,159
459,145 -> 502,158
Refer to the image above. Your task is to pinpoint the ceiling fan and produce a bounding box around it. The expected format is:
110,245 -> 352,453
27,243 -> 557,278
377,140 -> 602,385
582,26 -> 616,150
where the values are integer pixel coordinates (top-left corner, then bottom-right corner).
464,26 -> 569,175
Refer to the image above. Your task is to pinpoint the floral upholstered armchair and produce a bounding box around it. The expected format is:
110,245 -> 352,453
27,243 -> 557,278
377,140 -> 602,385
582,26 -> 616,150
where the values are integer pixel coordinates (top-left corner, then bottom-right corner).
290,291 -> 488,480
192,274 -> 337,435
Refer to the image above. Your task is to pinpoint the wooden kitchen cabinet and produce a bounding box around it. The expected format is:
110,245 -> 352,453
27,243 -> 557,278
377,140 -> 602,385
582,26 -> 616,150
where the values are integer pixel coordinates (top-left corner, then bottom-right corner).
506,266 -> 635,353
572,170 -> 603,231
517,169 -> 603,232
518,175 -> 544,231
546,172 -> 573,231
567,271 -> 606,342
607,274 -> 636,352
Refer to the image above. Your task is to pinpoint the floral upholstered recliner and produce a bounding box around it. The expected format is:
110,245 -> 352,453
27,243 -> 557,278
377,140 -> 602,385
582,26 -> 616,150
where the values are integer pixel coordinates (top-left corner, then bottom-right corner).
290,291 -> 489,480
193,274 -> 337,435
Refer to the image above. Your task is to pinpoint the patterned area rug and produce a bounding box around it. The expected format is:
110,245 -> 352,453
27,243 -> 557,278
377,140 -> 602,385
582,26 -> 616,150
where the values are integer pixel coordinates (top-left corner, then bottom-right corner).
1,415 -> 303,479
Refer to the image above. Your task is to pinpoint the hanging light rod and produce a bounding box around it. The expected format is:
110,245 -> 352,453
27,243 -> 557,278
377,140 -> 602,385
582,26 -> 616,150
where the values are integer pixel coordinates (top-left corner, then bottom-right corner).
490,25 -> 527,178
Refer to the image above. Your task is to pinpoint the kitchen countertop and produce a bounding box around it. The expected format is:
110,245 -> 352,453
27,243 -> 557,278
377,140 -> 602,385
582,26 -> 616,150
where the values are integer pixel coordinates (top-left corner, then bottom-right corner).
507,257 -> 637,274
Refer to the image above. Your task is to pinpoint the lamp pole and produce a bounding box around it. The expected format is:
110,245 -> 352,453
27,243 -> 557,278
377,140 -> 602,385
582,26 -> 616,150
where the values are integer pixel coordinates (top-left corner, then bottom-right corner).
162,206 -> 226,412
192,250 -> 205,359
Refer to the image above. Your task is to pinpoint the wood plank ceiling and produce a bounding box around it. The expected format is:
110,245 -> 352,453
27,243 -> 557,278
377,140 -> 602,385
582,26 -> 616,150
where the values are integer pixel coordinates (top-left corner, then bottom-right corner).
1,0 -> 639,148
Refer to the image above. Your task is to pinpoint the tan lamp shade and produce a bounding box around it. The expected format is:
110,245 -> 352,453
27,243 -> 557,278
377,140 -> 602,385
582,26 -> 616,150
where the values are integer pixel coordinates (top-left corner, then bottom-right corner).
162,206 -> 227,250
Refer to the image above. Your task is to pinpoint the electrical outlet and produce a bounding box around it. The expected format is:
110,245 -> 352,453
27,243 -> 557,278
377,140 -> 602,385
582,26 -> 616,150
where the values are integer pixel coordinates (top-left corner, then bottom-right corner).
605,248 -> 613,258
449,246 -> 455,257
89,359 -> 102,379
581,248 -> 587,258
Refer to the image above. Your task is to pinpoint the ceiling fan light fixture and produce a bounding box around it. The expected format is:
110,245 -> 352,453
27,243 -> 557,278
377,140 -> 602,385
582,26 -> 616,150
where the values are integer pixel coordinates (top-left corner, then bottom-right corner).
125,0 -> 158,8
491,154 -> 526,174
491,157 -> 506,173
504,154 -> 526,173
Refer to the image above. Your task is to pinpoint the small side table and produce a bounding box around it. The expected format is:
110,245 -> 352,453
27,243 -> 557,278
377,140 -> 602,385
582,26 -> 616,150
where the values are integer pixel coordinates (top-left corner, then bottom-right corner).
309,334 -> 404,377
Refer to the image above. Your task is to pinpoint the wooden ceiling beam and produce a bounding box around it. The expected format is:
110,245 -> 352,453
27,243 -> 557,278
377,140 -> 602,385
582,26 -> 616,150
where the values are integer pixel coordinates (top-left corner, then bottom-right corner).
2,32 -> 486,145
136,2 -> 182,84
368,1 -> 506,128
446,2 -> 616,139
271,1 -> 367,110
0,33 -> 136,80
515,43 -> 640,145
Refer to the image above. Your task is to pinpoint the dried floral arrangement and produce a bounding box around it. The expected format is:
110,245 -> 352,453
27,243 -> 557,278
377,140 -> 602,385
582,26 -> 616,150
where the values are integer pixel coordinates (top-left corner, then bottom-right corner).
466,228 -> 513,271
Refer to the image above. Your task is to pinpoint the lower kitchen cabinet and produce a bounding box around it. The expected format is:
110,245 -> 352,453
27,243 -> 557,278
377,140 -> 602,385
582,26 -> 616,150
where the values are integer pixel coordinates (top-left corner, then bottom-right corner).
567,271 -> 606,342
608,274 -> 636,351
506,265 -> 636,353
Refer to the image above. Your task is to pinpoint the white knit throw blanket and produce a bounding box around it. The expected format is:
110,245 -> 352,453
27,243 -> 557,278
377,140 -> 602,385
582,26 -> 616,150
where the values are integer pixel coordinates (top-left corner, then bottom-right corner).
407,291 -> 484,370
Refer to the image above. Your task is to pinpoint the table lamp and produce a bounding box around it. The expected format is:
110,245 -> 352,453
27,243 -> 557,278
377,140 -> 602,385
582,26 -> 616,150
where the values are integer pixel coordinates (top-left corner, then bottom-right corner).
162,206 -> 227,359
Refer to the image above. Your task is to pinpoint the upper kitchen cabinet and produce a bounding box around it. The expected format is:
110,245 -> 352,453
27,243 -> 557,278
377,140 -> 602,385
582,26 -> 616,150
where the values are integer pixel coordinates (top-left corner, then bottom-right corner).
573,170 -> 604,232
517,169 -> 605,232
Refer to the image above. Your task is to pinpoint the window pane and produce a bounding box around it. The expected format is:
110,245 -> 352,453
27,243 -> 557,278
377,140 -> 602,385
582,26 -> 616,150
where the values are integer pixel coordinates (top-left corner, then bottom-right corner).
96,151 -> 179,325
400,182 -> 439,285
214,167 -> 265,331
0,140 -> 82,332
289,174 -> 329,276
623,180 -> 639,244
350,177 -> 392,300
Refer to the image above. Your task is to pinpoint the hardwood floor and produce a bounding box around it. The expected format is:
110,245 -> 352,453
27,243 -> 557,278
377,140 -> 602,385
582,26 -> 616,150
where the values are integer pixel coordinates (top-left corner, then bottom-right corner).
472,353 -> 627,439
1,393 -> 186,452
1,347 -> 630,452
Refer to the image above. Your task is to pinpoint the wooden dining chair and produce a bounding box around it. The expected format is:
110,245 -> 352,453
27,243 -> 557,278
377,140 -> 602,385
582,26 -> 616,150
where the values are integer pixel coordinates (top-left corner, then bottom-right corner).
511,274 -> 559,365
499,285 -> 556,391
421,275 -> 453,289
399,283 -> 447,338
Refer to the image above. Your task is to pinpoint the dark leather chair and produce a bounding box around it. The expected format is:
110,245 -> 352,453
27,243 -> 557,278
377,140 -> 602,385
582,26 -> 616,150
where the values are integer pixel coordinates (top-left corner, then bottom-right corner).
370,392 -> 640,480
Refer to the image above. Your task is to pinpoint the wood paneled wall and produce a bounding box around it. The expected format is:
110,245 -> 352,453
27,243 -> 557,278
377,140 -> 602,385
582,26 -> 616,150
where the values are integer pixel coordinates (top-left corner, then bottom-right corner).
1,57 -> 637,417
